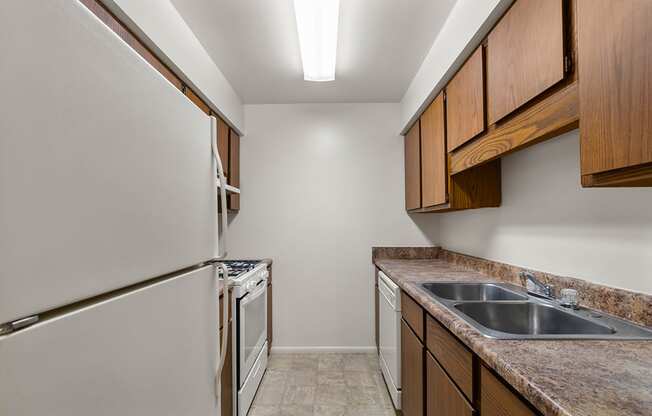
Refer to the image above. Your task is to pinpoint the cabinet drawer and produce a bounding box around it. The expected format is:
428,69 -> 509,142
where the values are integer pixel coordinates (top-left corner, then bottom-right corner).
427,352 -> 474,416
401,291 -> 424,341
426,315 -> 473,401
481,366 -> 536,416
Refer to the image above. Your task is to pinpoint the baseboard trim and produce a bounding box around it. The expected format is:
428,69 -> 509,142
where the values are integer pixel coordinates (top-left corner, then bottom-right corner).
271,346 -> 377,354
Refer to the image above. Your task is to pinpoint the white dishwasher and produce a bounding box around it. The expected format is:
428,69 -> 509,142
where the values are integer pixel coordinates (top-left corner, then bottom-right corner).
378,271 -> 401,409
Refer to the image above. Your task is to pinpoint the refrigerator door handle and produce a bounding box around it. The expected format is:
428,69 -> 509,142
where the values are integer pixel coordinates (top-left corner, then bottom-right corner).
210,116 -> 228,260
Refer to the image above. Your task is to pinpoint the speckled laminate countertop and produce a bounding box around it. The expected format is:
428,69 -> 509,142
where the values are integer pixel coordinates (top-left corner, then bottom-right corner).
374,258 -> 652,416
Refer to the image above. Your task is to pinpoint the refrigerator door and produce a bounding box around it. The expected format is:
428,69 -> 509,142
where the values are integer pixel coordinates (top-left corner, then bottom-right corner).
0,0 -> 218,324
0,266 -> 219,416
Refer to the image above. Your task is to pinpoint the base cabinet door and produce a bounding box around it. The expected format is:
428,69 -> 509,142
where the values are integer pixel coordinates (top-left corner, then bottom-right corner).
427,352 -> 474,416
220,321 -> 233,416
481,366 -> 536,416
401,319 -> 424,416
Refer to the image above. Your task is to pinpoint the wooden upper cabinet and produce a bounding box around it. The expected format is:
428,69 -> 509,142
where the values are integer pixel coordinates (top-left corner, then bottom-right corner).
446,47 -> 485,152
217,118 -> 230,178
228,129 -> 240,210
420,93 -> 447,207
80,0 -> 184,92
487,0 -> 565,125
405,121 -> 422,210
578,0 -> 652,178
184,88 -> 211,115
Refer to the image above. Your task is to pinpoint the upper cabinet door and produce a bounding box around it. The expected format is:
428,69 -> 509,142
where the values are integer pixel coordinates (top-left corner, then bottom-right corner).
578,0 -> 652,176
217,117 -> 230,178
404,122 -> 422,210
421,93 -> 447,207
487,0 -> 565,125
446,47 -> 485,152
228,129 -> 240,210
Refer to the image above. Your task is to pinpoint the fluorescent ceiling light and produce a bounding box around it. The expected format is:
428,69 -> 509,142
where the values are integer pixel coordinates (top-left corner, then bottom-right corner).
293,0 -> 340,82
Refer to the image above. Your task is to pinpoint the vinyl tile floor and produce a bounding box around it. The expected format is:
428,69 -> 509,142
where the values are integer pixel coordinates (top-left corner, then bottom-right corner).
248,353 -> 397,416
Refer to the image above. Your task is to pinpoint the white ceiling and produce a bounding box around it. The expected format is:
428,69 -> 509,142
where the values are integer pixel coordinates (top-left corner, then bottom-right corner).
170,0 -> 457,104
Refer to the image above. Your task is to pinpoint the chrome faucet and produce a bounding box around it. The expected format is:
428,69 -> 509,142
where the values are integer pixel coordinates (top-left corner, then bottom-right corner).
519,271 -> 554,300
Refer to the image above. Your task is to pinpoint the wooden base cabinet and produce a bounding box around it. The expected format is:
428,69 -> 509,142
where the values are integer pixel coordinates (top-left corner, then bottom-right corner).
401,319 -> 424,416
480,366 -> 536,416
394,289 -> 542,416
219,321 -> 233,416
427,352 -> 474,416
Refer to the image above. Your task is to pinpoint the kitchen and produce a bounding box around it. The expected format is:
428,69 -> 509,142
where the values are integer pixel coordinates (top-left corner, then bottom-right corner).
1,0 -> 651,416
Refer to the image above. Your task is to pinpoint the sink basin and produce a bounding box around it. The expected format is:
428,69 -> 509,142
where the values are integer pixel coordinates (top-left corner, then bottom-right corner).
418,280 -> 652,339
455,302 -> 615,336
421,282 -> 528,301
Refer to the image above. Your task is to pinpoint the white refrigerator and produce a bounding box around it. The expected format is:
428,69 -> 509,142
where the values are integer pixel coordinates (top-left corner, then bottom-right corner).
0,1 -> 230,415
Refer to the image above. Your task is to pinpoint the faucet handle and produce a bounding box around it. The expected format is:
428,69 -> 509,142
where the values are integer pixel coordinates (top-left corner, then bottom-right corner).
560,288 -> 579,309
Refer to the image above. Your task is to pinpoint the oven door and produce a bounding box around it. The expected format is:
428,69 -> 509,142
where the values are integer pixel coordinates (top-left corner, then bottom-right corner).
237,278 -> 267,388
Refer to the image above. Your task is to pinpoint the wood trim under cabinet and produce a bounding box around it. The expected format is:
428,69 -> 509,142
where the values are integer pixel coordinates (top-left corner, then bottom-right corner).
450,81 -> 579,175
582,163 -> 652,187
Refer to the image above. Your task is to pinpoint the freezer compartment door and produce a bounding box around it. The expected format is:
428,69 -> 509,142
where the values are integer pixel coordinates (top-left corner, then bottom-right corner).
0,0 -> 218,324
0,266 -> 219,416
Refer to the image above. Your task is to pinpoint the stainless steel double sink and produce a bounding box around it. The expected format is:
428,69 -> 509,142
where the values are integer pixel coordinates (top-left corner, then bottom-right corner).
419,282 -> 652,340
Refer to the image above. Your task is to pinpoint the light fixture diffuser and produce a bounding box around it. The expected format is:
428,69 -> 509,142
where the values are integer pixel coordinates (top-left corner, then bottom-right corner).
293,0 -> 340,82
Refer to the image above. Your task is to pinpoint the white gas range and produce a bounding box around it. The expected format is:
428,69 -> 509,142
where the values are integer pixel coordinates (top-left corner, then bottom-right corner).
221,260 -> 268,416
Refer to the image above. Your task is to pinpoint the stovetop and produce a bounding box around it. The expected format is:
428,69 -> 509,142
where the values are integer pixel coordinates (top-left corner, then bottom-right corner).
220,260 -> 262,278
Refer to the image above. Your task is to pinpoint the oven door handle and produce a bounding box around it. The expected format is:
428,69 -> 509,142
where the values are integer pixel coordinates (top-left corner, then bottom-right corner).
240,280 -> 267,307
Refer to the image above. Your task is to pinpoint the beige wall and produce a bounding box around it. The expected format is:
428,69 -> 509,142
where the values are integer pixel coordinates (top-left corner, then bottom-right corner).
438,130 -> 652,294
227,103 -> 438,351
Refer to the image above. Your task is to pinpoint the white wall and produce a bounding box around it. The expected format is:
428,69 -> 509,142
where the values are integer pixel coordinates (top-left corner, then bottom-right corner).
400,0 -> 512,133
227,103 -> 438,351
103,0 -> 244,133
438,131 -> 652,294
